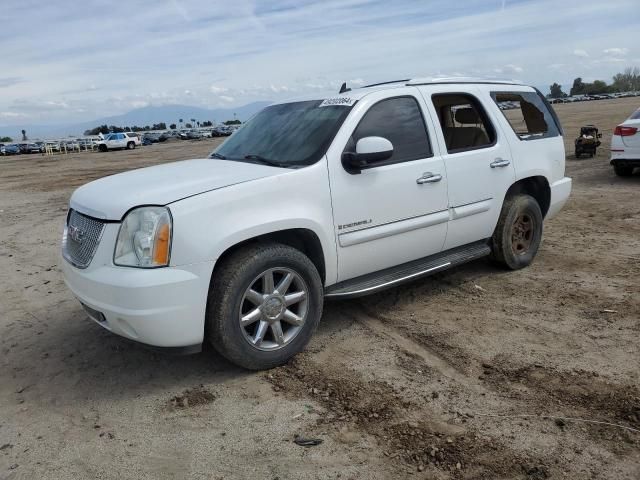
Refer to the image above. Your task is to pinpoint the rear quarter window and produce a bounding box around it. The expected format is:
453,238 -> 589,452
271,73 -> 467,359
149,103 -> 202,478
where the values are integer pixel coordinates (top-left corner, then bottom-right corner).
491,91 -> 560,140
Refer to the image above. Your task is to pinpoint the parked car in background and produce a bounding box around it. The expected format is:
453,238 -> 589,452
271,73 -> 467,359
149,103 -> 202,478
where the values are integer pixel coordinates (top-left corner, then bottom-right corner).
45,141 -> 61,152
62,77 -> 571,370
96,132 -> 139,151
142,132 -> 162,143
610,107 -> 640,176
0,144 -> 5,155
179,129 -> 205,140
19,143 -> 43,154
4,144 -> 20,155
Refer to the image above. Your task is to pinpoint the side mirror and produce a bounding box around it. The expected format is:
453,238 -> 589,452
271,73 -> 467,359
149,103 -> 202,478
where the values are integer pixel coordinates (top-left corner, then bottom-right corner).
342,136 -> 394,173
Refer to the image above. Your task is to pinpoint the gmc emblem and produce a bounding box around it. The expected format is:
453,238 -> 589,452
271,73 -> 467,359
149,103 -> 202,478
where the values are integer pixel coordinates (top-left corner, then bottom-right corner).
68,225 -> 85,243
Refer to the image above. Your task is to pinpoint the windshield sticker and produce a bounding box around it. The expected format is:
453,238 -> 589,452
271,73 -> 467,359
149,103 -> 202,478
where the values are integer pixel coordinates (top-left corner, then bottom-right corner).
319,97 -> 357,107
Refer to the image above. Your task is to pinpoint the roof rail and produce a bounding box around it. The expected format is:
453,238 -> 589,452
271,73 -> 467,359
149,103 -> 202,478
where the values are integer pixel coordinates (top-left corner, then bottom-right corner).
361,79 -> 411,88
406,76 -> 520,86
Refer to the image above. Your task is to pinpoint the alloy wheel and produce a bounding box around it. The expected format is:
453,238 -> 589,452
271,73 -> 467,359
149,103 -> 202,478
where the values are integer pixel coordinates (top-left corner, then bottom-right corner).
239,268 -> 309,351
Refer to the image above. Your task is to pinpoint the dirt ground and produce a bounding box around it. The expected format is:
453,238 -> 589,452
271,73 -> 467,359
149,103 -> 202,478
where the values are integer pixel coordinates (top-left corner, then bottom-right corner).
0,98 -> 638,480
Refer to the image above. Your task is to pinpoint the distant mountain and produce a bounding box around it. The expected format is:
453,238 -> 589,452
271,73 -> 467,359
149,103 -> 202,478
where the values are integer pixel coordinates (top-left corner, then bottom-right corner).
0,101 -> 272,139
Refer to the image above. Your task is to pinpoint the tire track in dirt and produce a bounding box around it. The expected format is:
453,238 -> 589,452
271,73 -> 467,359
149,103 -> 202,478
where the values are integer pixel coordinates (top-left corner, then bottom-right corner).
267,354 -> 551,479
342,305 -> 488,393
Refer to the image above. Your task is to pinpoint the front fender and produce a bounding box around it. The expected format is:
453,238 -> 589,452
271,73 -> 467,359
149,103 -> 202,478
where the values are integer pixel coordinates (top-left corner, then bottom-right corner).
167,160 -> 338,285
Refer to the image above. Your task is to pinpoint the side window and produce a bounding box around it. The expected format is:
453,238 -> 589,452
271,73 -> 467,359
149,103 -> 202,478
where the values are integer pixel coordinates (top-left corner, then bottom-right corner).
347,96 -> 432,165
491,91 -> 559,140
431,93 -> 496,153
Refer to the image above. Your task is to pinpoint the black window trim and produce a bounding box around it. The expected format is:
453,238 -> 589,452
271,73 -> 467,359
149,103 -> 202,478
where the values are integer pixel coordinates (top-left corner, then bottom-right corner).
430,92 -> 498,155
342,95 -> 434,171
490,90 -> 561,141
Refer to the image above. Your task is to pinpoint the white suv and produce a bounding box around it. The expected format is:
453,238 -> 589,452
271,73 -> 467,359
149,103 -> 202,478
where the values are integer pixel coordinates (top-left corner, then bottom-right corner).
61,77 -> 572,369
96,132 -> 140,151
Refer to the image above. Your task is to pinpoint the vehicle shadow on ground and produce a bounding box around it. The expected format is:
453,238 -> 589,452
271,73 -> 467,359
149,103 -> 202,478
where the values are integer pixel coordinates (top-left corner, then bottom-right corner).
319,257 -> 501,331
11,258 -> 510,406
7,309 -> 250,405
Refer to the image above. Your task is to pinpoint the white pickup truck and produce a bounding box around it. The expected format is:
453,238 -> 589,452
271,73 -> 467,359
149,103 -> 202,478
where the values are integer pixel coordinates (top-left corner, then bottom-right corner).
62,77 -> 571,369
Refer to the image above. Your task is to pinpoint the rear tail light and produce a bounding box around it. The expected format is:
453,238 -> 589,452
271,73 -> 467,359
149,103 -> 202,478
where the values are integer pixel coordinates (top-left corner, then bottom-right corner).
613,125 -> 638,136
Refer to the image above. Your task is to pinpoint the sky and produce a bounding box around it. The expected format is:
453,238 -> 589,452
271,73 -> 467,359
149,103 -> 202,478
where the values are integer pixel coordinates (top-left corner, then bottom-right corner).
1,0 -> 638,126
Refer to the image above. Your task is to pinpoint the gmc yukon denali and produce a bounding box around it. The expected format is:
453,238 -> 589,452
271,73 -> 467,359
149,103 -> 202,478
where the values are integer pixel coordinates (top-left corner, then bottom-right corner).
61,77 -> 572,370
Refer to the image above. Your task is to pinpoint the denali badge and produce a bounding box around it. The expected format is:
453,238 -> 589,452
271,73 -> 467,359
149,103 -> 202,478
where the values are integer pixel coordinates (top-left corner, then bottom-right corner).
338,219 -> 372,230
68,225 -> 85,243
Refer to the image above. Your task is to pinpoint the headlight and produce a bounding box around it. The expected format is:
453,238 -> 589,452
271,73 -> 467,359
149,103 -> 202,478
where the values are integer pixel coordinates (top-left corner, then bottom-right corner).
114,206 -> 172,267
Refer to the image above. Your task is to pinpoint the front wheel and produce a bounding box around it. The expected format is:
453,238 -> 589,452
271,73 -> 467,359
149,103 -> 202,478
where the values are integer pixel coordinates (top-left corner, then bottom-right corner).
206,243 -> 323,370
490,194 -> 543,270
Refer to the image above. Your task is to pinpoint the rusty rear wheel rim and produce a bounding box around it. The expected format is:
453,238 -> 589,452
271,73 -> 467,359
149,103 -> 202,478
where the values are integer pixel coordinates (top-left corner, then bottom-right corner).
511,212 -> 535,255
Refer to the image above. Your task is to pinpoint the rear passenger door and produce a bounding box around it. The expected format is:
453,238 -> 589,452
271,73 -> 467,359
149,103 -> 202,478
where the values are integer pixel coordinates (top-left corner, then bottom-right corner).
327,88 -> 449,281
417,86 -> 515,250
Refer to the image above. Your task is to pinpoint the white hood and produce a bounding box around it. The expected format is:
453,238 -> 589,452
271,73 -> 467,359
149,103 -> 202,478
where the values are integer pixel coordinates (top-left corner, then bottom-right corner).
70,158 -> 283,220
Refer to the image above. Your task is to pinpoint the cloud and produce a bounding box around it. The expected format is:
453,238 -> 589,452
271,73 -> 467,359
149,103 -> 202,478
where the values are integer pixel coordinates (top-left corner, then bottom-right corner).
130,100 -> 149,108
0,111 -> 26,118
0,77 -> 25,88
603,47 -> 629,57
0,0 -> 638,125
269,84 -> 290,93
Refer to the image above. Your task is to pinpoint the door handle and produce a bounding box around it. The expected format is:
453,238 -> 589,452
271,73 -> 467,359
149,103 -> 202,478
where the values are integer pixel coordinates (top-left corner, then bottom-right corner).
416,172 -> 442,184
490,158 -> 511,168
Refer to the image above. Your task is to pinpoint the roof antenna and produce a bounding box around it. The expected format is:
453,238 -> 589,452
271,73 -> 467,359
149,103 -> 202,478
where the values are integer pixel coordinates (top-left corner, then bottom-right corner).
339,82 -> 351,94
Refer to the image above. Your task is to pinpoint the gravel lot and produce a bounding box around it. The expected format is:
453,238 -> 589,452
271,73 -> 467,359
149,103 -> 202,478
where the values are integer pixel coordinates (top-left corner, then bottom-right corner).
1,98 -> 638,479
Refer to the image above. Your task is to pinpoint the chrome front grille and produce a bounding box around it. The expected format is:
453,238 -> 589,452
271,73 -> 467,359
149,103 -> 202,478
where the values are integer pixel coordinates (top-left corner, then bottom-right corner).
62,209 -> 105,268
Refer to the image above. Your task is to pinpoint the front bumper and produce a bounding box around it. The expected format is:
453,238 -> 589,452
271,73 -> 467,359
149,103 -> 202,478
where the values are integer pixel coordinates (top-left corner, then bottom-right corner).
61,223 -> 215,348
546,177 -> 572,219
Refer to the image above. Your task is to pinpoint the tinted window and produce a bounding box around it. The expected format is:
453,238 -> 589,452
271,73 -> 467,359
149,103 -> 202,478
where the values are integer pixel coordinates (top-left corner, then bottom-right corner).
348,96 -> 431,164
492,91 -> 559,140
431,93 -> 496,153
214,100 -> 353,167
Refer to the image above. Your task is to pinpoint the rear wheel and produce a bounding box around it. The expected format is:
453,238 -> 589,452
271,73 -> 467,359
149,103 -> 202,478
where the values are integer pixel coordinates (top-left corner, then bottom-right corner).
206,243 -> 323,370
126,141 -> 135,150
613,165 -> 634,177
490,194 -> 543,270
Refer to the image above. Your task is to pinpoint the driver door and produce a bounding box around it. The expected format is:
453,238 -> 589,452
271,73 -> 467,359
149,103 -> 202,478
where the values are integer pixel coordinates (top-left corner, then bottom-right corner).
326,89 -> 449,282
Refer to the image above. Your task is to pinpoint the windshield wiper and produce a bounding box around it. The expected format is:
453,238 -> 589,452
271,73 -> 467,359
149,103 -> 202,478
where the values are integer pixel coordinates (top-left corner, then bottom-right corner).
243,154 -> 288,168
210,152 -> 226,159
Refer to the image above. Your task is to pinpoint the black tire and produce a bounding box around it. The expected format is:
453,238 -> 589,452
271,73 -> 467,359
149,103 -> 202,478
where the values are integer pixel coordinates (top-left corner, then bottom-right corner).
613,165 -> 634,177
490,194 -> 543,270
99,144 -> 107,152
206,242 -> 323,370
126,141 -> 135,150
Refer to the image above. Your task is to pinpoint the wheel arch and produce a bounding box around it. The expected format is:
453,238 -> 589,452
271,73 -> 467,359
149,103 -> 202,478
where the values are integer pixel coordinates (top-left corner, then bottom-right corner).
211,228 -> 327,285
505,176 -> 551,218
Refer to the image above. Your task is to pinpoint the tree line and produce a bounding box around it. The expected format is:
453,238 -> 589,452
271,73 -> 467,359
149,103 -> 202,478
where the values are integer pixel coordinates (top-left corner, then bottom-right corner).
549,67 -> 640,98
83,120 -> 220,136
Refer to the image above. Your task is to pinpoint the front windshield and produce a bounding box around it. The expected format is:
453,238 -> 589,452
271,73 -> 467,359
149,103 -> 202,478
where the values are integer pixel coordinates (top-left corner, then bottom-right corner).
212,100 -> 354,167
